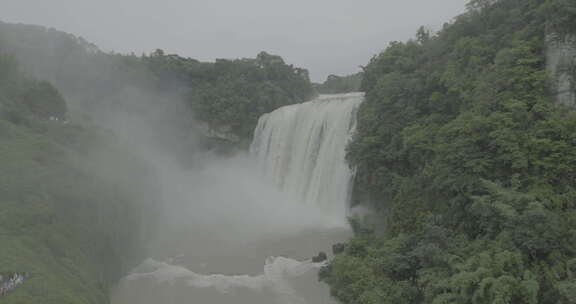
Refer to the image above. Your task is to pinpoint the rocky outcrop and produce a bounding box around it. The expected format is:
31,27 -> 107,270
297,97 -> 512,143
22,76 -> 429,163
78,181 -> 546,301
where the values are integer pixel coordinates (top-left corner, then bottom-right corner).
546,32 -> 576,106
196,123 -> 241,143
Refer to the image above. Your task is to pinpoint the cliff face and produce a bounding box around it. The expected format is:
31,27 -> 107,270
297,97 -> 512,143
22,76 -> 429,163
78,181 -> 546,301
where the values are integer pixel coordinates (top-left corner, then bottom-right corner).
547,32 -> 576,106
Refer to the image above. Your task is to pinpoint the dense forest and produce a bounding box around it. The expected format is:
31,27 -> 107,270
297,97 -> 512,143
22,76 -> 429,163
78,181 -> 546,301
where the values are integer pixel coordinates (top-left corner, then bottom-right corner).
143,49 -> 314,140
321,0 -> 576,303
314,72 -> 363,95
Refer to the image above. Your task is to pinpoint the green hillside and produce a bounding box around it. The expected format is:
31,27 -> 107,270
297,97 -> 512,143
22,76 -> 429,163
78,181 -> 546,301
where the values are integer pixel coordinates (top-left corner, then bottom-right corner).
322,0 -> 576,303
0,51 -> 159,303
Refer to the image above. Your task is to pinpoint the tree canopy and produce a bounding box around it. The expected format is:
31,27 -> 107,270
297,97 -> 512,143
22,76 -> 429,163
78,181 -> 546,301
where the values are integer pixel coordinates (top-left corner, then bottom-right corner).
322,0 -> 576,303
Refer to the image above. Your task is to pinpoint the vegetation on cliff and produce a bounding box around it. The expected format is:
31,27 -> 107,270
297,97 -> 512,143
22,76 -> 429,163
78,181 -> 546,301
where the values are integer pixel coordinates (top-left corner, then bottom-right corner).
321,0 -> 576,303
314,72 -> 363,94
0,52 -> 158,303
143,49 -> 314,139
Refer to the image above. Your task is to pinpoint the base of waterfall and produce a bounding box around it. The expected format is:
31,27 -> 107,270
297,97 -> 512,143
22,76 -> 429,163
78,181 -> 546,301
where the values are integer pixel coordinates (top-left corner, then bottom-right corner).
116,257 -> 327,304
111,228 -> 350,304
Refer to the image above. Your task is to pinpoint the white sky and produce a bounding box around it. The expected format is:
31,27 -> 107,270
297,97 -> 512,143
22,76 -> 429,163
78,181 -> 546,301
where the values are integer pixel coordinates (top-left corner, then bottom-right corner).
0,0 -> 467,81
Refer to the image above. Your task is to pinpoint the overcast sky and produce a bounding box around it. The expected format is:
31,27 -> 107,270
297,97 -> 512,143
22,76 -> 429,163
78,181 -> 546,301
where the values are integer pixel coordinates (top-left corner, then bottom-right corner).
1,0 -> 466,81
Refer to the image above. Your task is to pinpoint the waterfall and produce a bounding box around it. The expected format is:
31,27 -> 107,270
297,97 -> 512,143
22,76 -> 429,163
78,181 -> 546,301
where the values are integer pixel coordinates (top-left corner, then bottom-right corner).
250,92 -> 363,222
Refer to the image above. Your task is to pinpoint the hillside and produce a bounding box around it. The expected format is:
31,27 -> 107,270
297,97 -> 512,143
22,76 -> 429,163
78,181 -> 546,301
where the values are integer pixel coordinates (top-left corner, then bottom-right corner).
321,0 -> 576,303
0,51 -> 159,303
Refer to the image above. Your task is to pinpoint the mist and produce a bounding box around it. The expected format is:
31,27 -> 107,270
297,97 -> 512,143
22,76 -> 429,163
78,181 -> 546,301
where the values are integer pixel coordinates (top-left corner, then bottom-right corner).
87,82 -> 345,240
2,1 -> 571,303
0,16 -> 350,248
0,5 -> 374,304
73,58 -> 354,304
95,103 -> 343,303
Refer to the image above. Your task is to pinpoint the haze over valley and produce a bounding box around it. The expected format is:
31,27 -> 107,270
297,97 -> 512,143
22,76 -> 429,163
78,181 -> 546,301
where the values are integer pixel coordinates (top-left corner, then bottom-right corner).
1,1 -> 576,304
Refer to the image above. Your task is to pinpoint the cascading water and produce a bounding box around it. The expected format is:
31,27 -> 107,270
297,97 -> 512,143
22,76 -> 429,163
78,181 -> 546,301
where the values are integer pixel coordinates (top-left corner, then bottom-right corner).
112,93 -> 363,304
250,92 -> 364,222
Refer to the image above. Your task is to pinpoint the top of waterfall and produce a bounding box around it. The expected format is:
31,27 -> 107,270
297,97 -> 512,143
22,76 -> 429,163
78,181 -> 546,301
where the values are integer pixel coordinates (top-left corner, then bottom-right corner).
259,92 -> 364,118
316,92 -> 365,101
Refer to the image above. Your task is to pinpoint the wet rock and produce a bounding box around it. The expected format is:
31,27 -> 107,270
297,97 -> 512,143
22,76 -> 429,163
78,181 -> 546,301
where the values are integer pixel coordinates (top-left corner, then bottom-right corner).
312,252 -> 327,263
332,243 -> 346,255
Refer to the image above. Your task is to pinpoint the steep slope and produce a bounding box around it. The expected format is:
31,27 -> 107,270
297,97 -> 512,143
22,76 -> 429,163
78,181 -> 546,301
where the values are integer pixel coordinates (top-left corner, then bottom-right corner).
322,0 -> 576,303
0,51 -> 158,303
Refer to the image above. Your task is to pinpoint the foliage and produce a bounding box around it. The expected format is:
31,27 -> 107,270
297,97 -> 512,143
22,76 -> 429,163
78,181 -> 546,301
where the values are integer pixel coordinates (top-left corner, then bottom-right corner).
143,50 -> 314,139
323,0 -> 576,303
0,23 -> 314,142
315,72 -> 363,94
0,50 -> 157,303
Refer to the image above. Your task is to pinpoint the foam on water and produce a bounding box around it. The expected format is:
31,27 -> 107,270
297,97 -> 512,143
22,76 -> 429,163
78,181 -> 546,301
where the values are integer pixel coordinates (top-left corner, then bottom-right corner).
125,256 -> 324,304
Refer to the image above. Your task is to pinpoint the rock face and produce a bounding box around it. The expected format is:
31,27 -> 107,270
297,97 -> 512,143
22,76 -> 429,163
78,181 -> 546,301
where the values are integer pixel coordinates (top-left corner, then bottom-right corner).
197,123 -> 241,143
312,252 -> 328,263
546,32 -> 576,106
